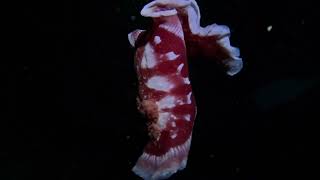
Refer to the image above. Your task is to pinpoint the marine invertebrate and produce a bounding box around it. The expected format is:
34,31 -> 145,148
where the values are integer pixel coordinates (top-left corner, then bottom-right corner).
128,0 -> 242,179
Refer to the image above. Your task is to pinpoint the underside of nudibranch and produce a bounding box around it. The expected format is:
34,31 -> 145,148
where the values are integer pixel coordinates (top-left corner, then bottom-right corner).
128,0 -> 243,179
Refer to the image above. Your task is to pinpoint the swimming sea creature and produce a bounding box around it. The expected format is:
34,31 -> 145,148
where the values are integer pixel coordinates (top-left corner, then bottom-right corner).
128,0 -> 242,179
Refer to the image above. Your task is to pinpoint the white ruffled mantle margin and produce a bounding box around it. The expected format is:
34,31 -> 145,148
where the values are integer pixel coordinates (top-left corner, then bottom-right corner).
180,0 -> 243,76
137,0 -> 243,76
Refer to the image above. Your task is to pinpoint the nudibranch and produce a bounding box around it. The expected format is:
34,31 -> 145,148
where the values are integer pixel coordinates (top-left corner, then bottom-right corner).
128,0 -> 242,179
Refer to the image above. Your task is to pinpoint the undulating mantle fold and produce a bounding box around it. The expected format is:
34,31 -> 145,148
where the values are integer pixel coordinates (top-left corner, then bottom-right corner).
128,0 -> 243,179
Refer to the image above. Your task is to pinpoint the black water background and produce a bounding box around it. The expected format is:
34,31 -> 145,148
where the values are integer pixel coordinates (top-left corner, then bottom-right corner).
5,0 -> 318,179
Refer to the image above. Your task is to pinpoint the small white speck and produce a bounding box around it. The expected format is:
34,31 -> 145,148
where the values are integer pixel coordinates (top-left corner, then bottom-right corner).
171,121 -> 176,127
177,99 -> 184,105
267,25 -> 272,32
170,133 -> 177,139
235,168 -> 240,173
171,114 -> 177,119
130,16 -> 136,21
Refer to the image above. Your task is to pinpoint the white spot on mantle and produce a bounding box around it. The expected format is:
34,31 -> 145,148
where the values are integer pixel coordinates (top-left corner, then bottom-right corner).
171,121 -> 176,127
146,76 -> 174,92
177,63 -> 184,74
141,55 -> 147,68
267,25 -> 272,32
158,112 -> 170,129
184,114 -> 191,121
187,92 -> 192,104
157,95 -> 176,109
166,51 -> 180,61
170,133 -> 177,139
154,36 -> 161,44
183,78 -> 190,84
141,43 -> 157,69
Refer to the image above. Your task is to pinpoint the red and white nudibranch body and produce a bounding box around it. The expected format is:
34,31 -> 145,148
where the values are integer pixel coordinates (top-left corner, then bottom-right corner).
128,0 -> 243,179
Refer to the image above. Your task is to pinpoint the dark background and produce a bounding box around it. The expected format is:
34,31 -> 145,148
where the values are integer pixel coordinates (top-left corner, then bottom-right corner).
5,0 -> 318,179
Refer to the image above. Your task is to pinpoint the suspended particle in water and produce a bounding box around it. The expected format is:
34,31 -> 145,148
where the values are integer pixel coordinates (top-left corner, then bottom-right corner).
130,16 -> 136,21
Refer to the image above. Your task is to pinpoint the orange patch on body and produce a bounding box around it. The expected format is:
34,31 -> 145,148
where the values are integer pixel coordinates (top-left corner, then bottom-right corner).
139,99 -> 163,141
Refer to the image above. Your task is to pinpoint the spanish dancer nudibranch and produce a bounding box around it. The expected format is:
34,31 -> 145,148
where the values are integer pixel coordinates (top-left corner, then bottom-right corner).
128,0 -> 243,179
